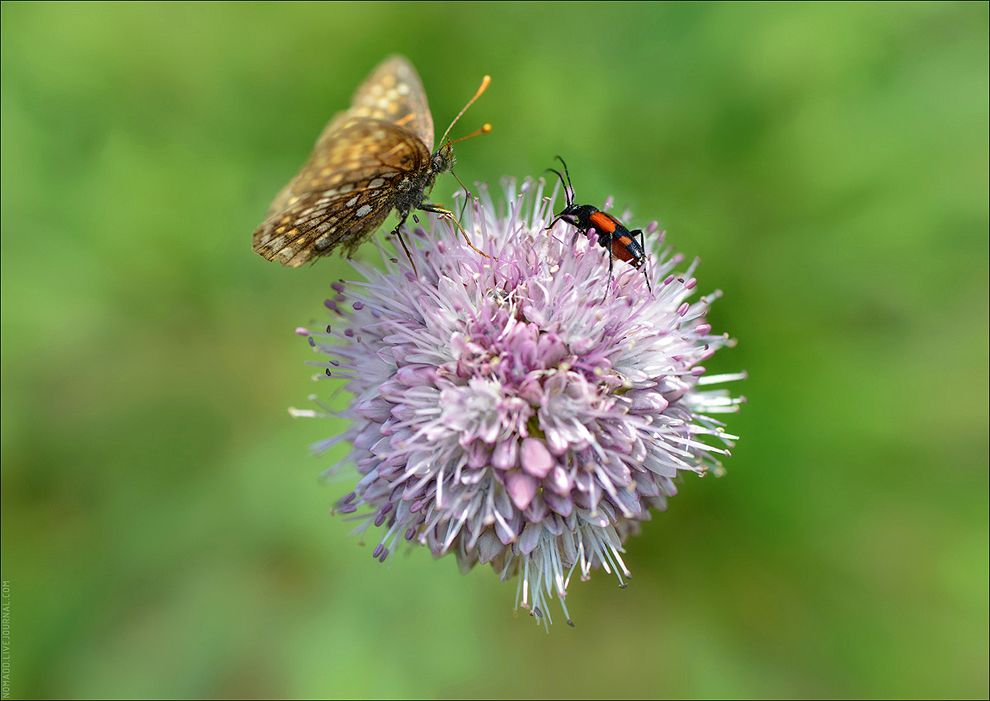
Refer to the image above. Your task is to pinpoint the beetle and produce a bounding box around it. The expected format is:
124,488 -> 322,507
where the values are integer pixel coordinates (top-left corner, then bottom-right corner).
546,156 -> 651,296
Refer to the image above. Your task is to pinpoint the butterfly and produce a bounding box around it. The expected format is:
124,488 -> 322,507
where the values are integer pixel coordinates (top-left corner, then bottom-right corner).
252,55 -> 491,268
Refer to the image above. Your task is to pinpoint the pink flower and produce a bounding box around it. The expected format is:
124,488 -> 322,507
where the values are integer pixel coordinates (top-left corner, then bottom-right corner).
293,178 -> 744,626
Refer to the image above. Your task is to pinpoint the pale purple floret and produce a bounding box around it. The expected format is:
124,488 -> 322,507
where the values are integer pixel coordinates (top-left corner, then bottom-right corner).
292,177 -> 744,626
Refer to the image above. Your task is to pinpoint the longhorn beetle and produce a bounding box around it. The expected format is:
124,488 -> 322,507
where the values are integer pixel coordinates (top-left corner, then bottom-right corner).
546,156 -> 651,297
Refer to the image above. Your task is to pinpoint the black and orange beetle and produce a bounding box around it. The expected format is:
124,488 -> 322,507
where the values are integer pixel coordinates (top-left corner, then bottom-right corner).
546,156 -> 651,296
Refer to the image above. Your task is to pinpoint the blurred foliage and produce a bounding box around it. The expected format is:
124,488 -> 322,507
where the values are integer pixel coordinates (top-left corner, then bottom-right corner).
1,2 -> 987,698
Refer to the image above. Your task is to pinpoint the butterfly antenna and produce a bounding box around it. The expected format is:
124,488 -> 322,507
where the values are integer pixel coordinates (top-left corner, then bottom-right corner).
440,74 -> 491,146
449,123 -> 492,145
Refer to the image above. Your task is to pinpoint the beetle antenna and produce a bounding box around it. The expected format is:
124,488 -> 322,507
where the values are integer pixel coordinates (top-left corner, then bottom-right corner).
546,167 -> 573,207
554,155 -> 576,199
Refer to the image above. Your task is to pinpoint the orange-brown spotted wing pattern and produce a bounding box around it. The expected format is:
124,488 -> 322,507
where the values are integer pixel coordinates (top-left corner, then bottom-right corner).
253,119 -> 430,267
342,55 -> 434,150
253,55 -> 434,267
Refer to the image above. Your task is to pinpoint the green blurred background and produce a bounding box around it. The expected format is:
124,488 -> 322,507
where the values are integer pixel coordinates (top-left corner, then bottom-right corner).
2,2 -> 987,698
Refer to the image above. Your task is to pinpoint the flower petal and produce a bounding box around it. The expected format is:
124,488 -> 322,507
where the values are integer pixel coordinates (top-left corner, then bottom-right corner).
505,471 -> 537,511
492,439 -> 518,470
520,437 -> 554,479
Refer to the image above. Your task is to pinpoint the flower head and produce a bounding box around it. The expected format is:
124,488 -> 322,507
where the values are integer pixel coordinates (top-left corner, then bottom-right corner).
294,178 -> 744,625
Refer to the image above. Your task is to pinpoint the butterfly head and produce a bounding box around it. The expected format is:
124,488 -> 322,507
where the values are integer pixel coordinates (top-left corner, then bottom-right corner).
431,142 -> 456,176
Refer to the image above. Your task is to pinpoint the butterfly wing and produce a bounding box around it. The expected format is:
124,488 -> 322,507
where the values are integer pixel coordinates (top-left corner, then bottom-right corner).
252,119 -> 430,267
326,54 -> 435,151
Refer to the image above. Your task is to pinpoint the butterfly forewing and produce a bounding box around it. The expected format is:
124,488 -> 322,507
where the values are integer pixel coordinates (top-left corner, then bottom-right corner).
252,119 -> 430,267
344,55 -> 434,150
310,55 -> 434,155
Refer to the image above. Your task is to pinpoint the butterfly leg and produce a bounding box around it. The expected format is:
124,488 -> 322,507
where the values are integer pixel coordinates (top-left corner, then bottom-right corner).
419,203 -> 492,259
390,213 -> 419,276
450,169 -> 474,223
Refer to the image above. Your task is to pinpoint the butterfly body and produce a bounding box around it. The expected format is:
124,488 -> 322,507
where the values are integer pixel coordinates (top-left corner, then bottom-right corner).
252,56 -> 486,268
394,144 -> 453,217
